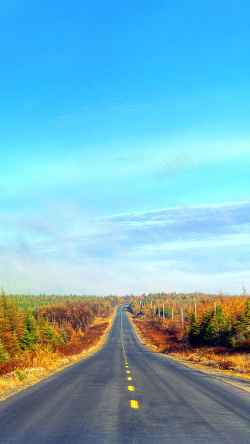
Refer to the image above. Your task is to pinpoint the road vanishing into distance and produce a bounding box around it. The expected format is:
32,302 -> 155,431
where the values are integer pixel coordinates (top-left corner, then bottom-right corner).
0,305 -> 250,444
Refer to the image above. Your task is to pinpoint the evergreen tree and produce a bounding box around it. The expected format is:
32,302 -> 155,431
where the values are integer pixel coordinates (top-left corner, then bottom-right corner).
188,312 -> 199,346
205,305 -> 228,345
58,328 -> 68,344
0,318 -> 21,357
231,300 -> 250,347
241,300 -> 250,328
38,316 -> 57,345
0,340 -> 9,362
199,307 -> 214,344
19,311 -> 39,350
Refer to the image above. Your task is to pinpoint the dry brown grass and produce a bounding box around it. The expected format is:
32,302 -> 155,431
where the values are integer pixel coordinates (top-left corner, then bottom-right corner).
0,310 -> 116,393
129,312 -> 250,377
0,347 -> 67,392
130,314 -> 189,352
177,349 -> 250,375
0,308 -> 118,395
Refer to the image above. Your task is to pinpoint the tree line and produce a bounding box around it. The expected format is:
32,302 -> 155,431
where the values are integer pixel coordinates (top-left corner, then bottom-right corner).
0,292 -> 124,373
129,292 -> 250,350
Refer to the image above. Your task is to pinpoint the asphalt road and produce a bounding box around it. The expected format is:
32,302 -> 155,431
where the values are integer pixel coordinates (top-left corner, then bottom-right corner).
0,305 -> 249,444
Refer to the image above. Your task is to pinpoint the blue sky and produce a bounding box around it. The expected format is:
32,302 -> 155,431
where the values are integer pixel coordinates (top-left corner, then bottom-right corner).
0,0 -> 249,295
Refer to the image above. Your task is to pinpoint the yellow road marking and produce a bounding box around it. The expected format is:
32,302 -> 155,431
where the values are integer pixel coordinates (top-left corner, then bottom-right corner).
122,313 -> 138,409
130,400 -> 139,409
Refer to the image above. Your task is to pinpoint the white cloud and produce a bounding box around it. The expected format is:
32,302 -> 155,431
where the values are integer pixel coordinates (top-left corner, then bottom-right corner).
0,200 -> 249,295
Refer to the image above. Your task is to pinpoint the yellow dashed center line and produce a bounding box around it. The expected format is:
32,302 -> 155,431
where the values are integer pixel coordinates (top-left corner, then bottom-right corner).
121,314 -> 139,409
130,400 -> 139,409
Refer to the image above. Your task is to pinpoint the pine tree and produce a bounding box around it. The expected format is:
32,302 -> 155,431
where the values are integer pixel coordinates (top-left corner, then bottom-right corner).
0,340 -> 9,362
0,318 -> 21,357
58,328 -> 68,344
233,300 -> 250,345
188,312 -> 199,346
205,305 -> 228,345
200,307 -> 214,344
241,300 -> 250,326
38,316 -> 57,345
19,311 -> 39,350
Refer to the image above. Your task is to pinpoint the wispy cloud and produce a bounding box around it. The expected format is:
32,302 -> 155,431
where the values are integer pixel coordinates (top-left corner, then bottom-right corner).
0,200 -> 249,294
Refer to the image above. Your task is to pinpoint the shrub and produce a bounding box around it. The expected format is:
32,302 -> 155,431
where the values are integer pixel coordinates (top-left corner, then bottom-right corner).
14,369 -> 27,381
0,340 -> 9,363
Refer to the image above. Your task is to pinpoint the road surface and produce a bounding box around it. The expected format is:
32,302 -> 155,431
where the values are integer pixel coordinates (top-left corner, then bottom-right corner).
0,305 -> 249,443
